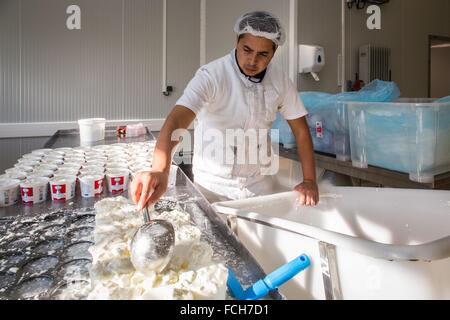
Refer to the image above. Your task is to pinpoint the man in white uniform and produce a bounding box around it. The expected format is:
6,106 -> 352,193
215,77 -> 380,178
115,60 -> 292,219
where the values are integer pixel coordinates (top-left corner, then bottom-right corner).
131,11 -> 319,209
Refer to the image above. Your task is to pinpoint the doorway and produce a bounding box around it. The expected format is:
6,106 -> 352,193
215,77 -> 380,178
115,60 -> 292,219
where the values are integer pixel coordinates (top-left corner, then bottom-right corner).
429,35 -> 450,98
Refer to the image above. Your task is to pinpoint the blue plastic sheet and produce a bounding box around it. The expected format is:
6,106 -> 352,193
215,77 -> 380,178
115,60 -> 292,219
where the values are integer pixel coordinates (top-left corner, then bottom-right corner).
271,80 -> 401,151
436,96 -> 450,103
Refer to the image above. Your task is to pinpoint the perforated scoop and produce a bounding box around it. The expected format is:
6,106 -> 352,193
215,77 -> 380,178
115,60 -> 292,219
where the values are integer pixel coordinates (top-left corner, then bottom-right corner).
130,206 -> 175,274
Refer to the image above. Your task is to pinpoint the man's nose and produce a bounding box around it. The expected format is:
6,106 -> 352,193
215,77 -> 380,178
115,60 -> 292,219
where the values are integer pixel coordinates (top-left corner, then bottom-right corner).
248,54 -> 258,66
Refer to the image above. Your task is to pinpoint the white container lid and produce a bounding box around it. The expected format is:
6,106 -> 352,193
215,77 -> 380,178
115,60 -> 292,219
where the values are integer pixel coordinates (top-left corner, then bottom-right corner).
31,149 -> 53,156
78,118 -> 106,125
37,164 -> 59,172
79,174 -> 104,182
11,165 -> 34,173
54,147 -> 73,152
50,175 -> 77,184
0,178 -> 21,190
27,169 -> 54,179
6,172 -> 27,181
20,177 -> 50,188
54,169 -> 79,176
15,160 -> 40,168
106,168 -> 130,176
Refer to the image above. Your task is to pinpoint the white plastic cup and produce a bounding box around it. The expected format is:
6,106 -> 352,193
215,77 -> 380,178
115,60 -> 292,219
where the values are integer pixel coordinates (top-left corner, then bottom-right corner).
106,169 -> 130,194
0,178 -> 21,207
20,177 -> 49,205
49,176 -> 77,202
78,118 -> 106,142
79,174 -> 104,198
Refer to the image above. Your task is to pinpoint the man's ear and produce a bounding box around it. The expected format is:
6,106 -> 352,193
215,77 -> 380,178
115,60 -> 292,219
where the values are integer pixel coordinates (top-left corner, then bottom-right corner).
273,45 -> 278,55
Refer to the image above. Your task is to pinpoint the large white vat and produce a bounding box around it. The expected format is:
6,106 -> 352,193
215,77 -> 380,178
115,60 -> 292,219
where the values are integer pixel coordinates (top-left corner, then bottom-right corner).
213,187 -> 450,300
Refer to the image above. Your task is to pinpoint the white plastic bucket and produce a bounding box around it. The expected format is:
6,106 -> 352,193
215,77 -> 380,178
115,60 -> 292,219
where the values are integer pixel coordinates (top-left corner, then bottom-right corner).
78,118 -> 106,142
0,178 -> 21,207
106,169 -> 130,194
49,176 -> 77,202
20,177 -> 49,205
79,174 -> 104,198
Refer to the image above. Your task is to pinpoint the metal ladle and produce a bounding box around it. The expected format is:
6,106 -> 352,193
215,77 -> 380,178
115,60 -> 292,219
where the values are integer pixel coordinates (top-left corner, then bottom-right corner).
130,205 -> 175,274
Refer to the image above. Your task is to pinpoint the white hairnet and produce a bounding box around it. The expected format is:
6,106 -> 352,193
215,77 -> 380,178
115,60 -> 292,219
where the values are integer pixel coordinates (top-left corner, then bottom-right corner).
234,11 -> 286,46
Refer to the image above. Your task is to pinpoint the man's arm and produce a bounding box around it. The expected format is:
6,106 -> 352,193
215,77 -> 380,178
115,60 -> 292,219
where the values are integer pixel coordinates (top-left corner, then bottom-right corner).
287,116 -> 319,206
130,105 -> 196,210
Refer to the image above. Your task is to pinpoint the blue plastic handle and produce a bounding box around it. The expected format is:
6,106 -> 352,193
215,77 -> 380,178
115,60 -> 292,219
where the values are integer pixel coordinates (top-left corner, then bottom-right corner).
264,254 -> 311,290
227,254 -> 311,300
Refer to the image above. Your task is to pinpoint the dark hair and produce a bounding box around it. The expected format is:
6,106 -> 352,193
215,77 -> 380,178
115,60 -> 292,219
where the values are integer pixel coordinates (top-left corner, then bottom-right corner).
238,34 -> 277,52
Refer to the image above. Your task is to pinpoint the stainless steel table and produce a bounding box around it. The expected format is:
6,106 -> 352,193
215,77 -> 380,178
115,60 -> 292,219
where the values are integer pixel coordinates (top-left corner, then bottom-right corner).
0,129 -> 284,300
278,145 -> 450,190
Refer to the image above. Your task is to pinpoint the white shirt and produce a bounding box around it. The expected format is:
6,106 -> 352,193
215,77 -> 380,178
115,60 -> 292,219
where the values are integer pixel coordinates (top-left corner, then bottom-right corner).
176,49 -> 307,200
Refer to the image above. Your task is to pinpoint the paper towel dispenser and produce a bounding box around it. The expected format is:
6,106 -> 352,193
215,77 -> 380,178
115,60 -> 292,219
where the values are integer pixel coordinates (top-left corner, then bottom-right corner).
299,45 -> 325,81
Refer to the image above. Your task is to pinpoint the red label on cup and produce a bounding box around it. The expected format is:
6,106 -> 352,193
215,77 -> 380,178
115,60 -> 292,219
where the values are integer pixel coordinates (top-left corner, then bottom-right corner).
111,177 -> 124,186
21,187 -> 34,205
94,179 -> 103,196
52,184 -> 66,201
95,179 -> 103,189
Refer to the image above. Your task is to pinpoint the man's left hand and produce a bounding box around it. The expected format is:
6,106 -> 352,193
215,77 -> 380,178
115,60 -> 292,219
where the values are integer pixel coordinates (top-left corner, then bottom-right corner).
294,180 -> 319,206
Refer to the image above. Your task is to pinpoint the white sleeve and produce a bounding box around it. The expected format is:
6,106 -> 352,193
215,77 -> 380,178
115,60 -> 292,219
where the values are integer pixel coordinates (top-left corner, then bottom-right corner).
279,79 -> 308,121
176,67 -> 216,115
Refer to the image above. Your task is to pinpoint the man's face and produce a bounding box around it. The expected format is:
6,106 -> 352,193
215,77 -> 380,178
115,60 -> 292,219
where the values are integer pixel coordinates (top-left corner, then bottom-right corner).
236,33 -> 276,77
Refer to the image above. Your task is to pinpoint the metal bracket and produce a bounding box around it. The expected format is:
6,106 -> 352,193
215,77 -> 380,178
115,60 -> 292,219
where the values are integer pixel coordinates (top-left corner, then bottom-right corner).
318,241 -> 343,300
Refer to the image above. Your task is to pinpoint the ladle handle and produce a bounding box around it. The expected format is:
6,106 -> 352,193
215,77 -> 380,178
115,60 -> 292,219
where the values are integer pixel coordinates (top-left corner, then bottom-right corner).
142,206 -> 151,223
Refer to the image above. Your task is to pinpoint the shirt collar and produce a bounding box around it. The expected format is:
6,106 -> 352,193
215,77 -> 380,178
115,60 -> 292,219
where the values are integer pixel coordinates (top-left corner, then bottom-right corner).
230,49 -> 268,85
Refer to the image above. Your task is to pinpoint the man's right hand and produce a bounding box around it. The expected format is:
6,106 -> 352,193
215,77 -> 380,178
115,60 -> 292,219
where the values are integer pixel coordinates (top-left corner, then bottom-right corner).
130,170 -> 169,210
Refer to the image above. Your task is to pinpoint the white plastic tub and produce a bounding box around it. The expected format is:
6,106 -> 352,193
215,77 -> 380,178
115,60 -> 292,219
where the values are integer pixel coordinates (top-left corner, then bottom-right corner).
49,176 -> 77,202
78,118 -> 106,142
79,174 -> 105,198
0,178 -> 21,207
346,98 -> 450,183
213,186 -> 450,300
20,177 -> 50,205
106,169 -> 130,194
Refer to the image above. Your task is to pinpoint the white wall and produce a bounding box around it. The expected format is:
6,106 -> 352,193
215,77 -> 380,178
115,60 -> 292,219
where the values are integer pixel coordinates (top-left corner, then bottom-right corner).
431,46 -> 450,98
298,0 -> 342,93
0,0 -> 200,137
203,0 -> 293,77
345,0 -> 450,97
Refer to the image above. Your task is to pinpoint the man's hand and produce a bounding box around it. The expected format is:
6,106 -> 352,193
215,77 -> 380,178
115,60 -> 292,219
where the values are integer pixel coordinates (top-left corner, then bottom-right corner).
129,171 -> 169,210
294,180 -> 319,206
